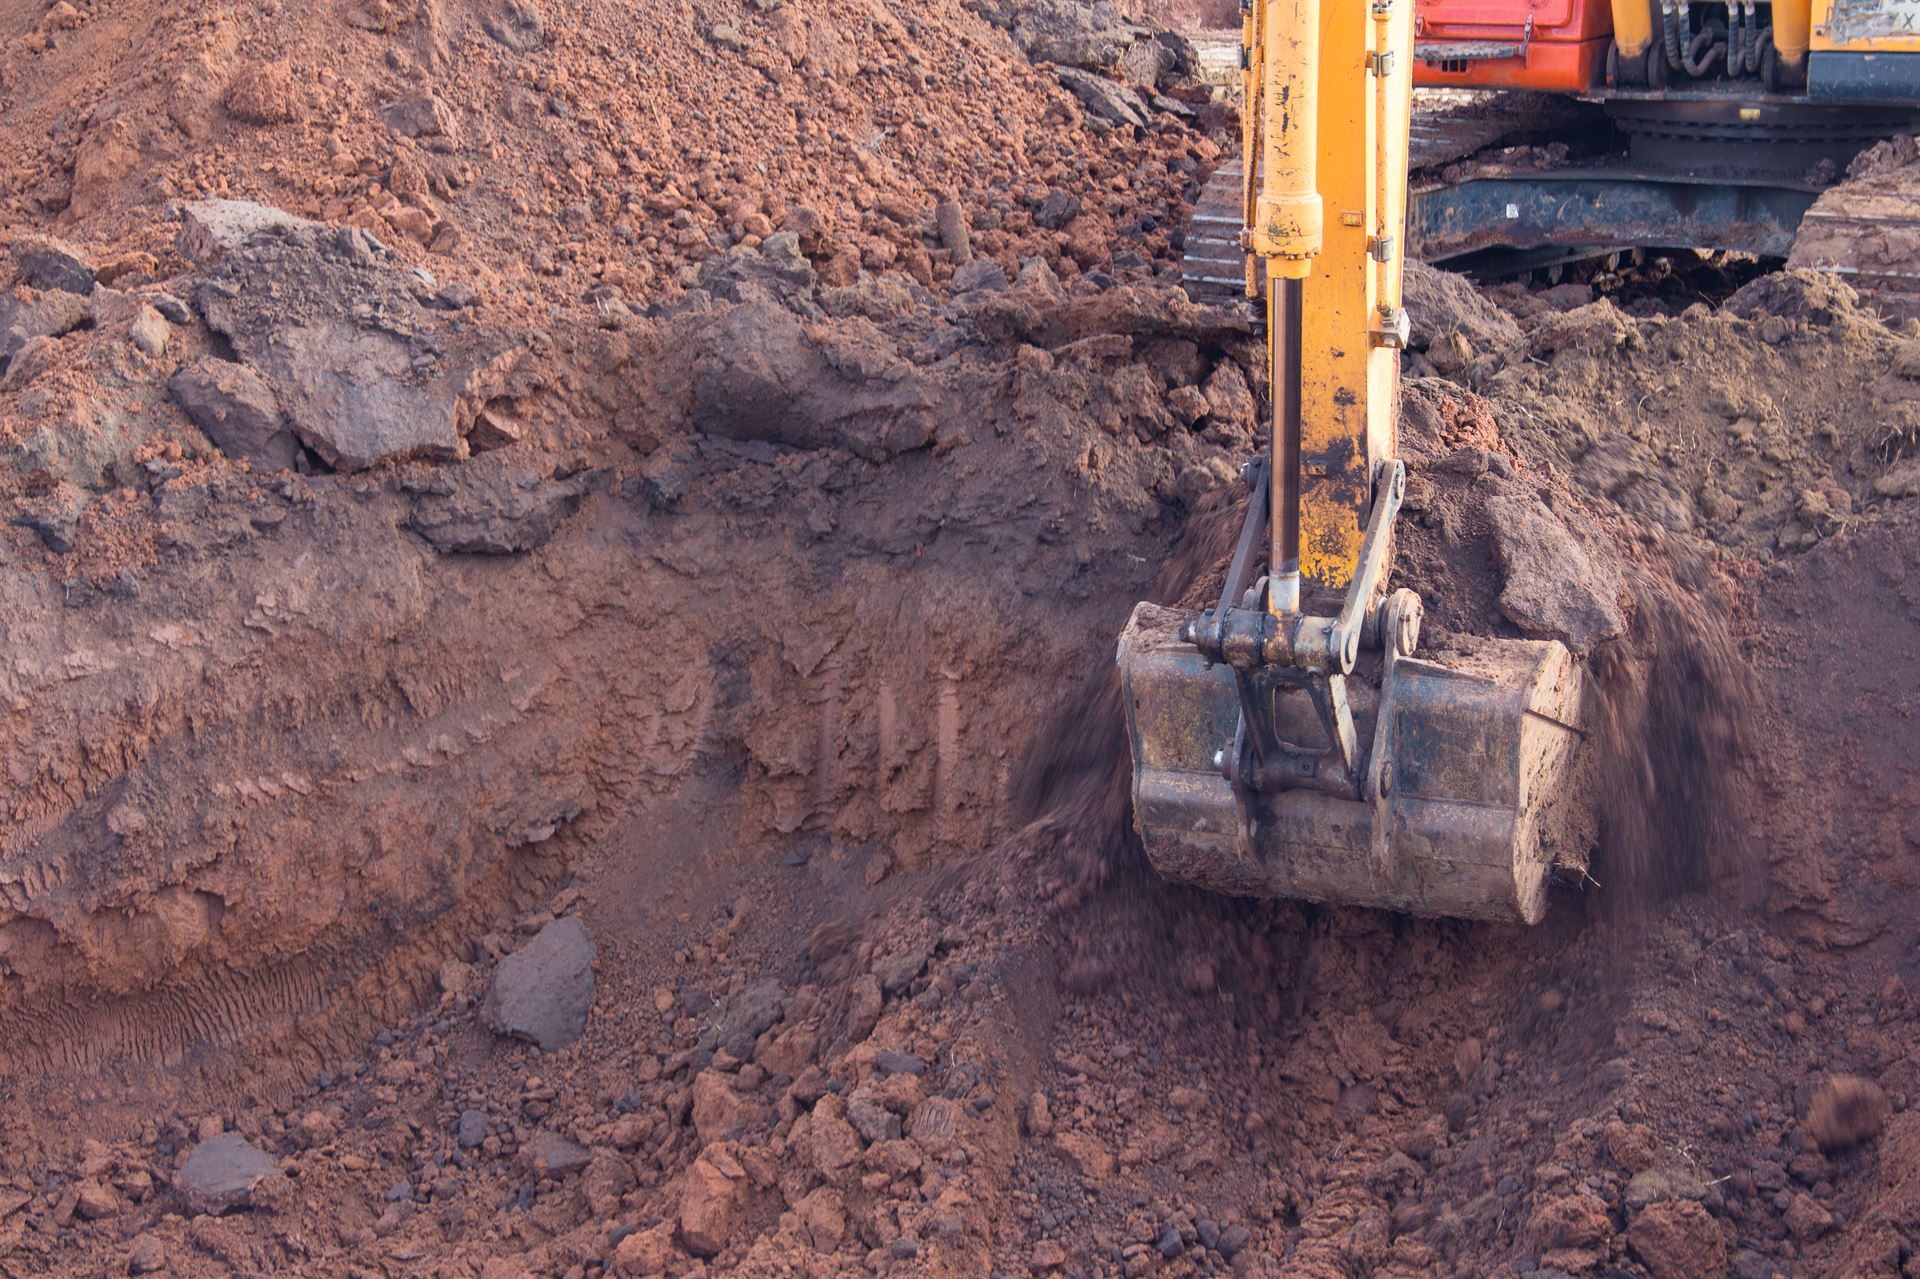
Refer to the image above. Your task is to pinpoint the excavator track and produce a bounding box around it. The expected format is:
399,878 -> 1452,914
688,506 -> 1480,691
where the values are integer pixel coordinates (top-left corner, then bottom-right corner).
1184,91 -> 1920,310
1788,163 -> 1920,319
1181,93 -> 1595,305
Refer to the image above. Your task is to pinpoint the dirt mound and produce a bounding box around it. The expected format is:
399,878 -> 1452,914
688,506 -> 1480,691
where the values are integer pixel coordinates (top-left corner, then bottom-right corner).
0,0 -> 1216,321
1440,271 -> 1920,556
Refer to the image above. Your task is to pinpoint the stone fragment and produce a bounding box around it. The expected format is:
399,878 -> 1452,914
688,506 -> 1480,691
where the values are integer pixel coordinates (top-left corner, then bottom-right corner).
11,234 -> 96,294
692,1070 -> 764,1145
169,357 -> 301,472
73,1180 -> 118,1220
382,94 -> 456,139
804,1095 -> 863,1181
1485,494 -> 1626,652
129,305 -> 170,358
456,1110 -> 487,1149
1,334 -> 58,392
481,917 -> 596,1051
1528,1192 -> 1612,1250
0,289 -> 90,366
875,1050 -> 926,1076
1054,66 -> 1151,129
907,1096 -> 963,1156
12,480 -> 86,553
482,0 -> 546,50
1784,1191 -> 1834,1240
1629,1199 -> 1728,1279
1118,38 -> 1176,90
176,1133 -> 283,1214
685,302 -> 936,462
872,944 -> 929,994
678,1145 -> 748,1258
934,198 -> 972,265
702,979 -> 787,1059
793,1186 -> 845,1251
521,1130 -> 591,1177
178,198 -> 322,266
611,1223 -> 673,1275
127,1235 -> 167,1274
1036,190 -> 1082,231
403,460 -> 591,555
950,259 -> 1009,294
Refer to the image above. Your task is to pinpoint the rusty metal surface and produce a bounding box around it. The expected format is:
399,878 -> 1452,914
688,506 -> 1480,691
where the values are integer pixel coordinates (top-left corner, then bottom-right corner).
1406,167 -> 1820,261
1118,602 -> 1587,923
1180,88 -> 1920,290
1181,95 -> 1600,302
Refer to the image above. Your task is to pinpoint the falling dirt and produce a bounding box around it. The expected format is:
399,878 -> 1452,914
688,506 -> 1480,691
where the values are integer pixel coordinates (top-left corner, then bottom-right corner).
4,2 -> 1920,1279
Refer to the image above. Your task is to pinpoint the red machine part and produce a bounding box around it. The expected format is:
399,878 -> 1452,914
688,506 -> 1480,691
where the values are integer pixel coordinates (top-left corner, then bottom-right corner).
1412,0 -> 1613,90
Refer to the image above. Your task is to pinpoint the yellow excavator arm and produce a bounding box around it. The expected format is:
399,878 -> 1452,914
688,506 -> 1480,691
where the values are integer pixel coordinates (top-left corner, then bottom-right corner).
1114,0 -> 1590,925
1248,0 -> 1412,603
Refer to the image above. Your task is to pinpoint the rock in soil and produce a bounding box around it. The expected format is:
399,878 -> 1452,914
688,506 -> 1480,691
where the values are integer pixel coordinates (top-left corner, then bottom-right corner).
678,1144 -> 749,1258
481,916 -> 596,1050
1629,1199 -> 1728,1279
175,1133 -> 284,1214
1484,493 -> 1626,651
522,1129 -> 592,1176
168,357 -> 302,472
11,233 -> 97,294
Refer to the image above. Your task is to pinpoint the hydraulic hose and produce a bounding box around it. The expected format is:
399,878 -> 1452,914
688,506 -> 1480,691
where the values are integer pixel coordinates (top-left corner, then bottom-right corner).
1271,276 -> 1303,614
1680,7 -> 1723,75
1661,0 -> 1685,69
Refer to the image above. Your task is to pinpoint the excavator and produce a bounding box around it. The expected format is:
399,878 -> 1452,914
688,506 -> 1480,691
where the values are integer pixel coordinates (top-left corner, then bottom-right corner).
1183,0 -> 1920,306
1118,0 -> 1590,923
1123,0 -> 1920,921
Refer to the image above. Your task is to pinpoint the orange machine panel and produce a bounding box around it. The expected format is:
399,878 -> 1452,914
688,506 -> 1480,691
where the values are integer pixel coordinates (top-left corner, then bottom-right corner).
1412,0 -> 1613,89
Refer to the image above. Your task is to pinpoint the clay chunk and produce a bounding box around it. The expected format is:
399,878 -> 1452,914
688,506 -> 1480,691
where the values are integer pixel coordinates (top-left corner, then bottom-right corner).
1485,494 -> 1626,653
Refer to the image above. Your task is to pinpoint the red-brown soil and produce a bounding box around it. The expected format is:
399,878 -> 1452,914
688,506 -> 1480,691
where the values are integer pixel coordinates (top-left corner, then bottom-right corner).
4,2 -> 1920,1279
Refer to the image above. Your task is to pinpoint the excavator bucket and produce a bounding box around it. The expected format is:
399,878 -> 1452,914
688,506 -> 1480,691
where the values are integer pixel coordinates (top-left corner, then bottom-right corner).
1146,0 -> 1594,922
1118,602 -> 1589,924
